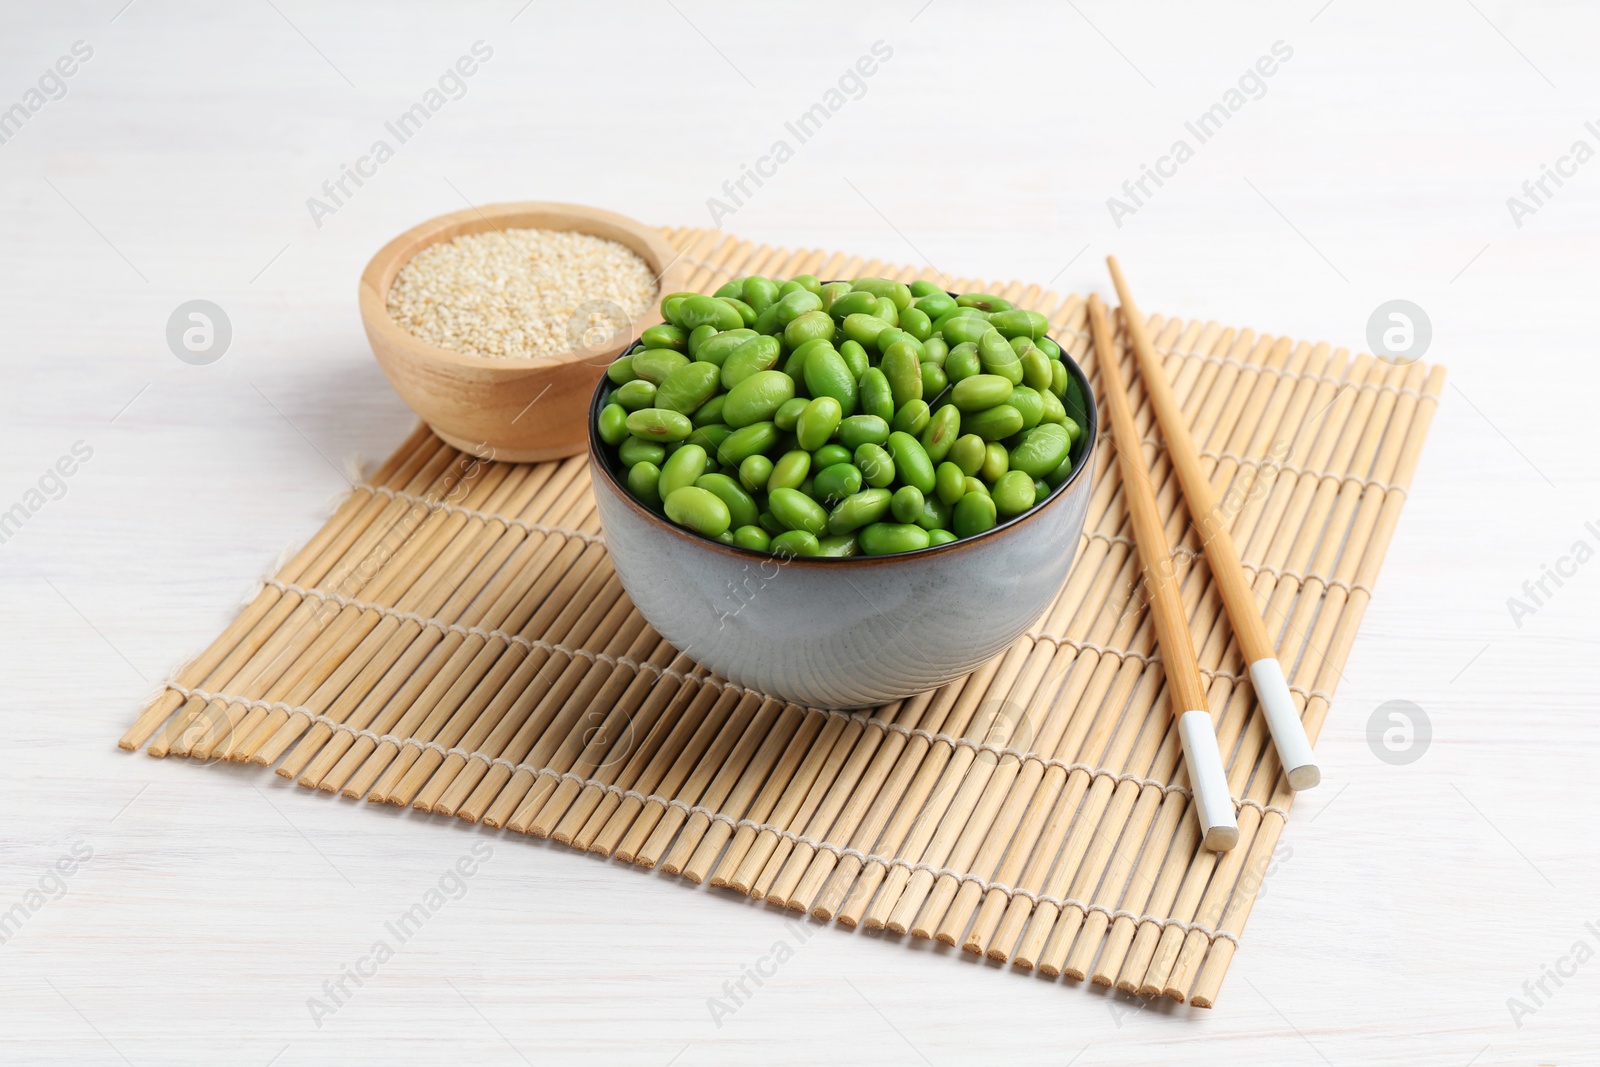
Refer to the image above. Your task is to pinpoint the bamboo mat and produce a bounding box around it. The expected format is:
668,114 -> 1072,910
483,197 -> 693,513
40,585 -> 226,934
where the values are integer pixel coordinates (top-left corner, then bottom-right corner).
119,228 -> 1442,1007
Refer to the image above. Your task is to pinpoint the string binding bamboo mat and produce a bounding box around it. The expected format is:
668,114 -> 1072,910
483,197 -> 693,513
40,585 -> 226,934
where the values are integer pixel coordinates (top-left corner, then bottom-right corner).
119,227 -> 1442,1007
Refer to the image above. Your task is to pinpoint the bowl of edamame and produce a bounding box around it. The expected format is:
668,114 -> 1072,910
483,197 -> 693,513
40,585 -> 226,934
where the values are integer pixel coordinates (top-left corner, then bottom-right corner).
588,275 -> 1097,709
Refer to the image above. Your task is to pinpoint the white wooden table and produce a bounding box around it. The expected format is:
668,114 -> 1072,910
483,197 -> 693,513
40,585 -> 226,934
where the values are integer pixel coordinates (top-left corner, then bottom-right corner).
3,2 -> 1594,1064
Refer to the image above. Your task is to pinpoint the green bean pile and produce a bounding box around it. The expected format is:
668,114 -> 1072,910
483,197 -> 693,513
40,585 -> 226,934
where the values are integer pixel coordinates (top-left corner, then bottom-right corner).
594,275 -> 1085,557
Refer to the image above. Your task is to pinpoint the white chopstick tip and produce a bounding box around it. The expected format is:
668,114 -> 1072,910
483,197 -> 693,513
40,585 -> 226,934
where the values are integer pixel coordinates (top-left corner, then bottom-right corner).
1249,658 -> 1321,792
1177,709 -> 1238,853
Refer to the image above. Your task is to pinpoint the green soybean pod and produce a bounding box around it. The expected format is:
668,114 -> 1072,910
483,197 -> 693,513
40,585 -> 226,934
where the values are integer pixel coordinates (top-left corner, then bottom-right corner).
654,361 -> 720,415
945,342 -> 982,383
988,308 -> 1049,340
658,443 -> 708,500
732,524 -> 771,551
838,414 -> 890,450
774,288 -> 823,326
685,324 -> 719,359
886,431 -> 936,494
618,436 -> 666,468
829,291 -> 880,320
921,335 -> 949,366
881,342 -> 924,409
909,279 -> 943,299
631,348 -> 690,385
627,460 -> 663,507
1009,423 -> 1071,480
714,279 -> 744,300
803,346 -> 859,417
951,373 -> 1014,412
692,329 -> 754,366
1037,336 -> 1062,360
858,522 -> 930,556
1044,451 -> 1075,487
695,472 -> 759,530
958,292 -> 1013,312
742,276 -> 781,314
875,328 -> 923,360
769,529 -> 820,557
773,396 -> 809,432
1051,360 -> 1070,398
965,404 -> 1024,442
768,449 -> 811,492
898,305 -> 933,343
916,492 -> 951,531
613,379 -> 657,411
796,396 -> 844,451
1008,385 -> 1044,430
921,363 -> 948,397
738,454 -> 774,493
640,323 -> 688,351
871,296 -> 899,326
678,295 -> 745,332
953,492 -> 998,538
754,304 -> 783,336
892,399 -> 930,436
852,277 -> 913,311
981,441 -> 1010,483
812,461 -> 862,503
1021,345 -> 1053,391
948,433 -> 986,476
811,443 -> 852,469
991,470 -> 1037,518
941,315 -> 990,347
927,528 -> 957,547
854,443 -> 896,489
935,461 -> 966,506
838,339 -> 870,380
606,354 -> 637,385
722,297 -> 757,326
722,370 -> 795,428
768,487 -> 830,537
890,485 -> 924,524
978,329 -> 1024,385
827,487 -> 893,534
841,313 -> 892,347
626,407 -> 693,442
784,309 -> 835,349
858,368 -> 894,422
660,292 -> 697,325
684,423 -> 732,457
720,335 -> 782,389
597,403 -> 629,445
1039,388 -> 1067,426
919,403 -> 960,463
819,280 -> 853,312
664,485 -> 732,537
914,291 -> 957,320
816,533 -> 859,558
692,394 -> 727,428
716,421 -> 779,466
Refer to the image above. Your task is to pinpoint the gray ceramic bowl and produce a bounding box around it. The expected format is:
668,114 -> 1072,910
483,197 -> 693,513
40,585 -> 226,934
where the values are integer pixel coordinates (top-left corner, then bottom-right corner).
588,327 -> 1098,710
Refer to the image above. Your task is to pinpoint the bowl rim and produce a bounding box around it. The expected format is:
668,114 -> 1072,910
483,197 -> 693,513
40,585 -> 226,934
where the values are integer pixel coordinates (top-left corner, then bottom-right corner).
357,200 -> 685,374
587,292 -> 1099,567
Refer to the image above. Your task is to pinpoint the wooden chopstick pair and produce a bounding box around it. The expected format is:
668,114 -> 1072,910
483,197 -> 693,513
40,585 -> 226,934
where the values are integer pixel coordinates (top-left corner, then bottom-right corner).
1087,260 -> 1321,853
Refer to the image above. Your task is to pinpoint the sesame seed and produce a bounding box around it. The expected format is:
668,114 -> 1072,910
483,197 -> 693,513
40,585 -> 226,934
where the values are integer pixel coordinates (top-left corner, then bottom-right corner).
386,227 -> 658,361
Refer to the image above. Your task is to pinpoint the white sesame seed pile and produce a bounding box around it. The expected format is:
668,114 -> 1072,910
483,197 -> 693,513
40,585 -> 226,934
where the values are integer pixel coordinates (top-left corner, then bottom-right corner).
386,227 -> 658,361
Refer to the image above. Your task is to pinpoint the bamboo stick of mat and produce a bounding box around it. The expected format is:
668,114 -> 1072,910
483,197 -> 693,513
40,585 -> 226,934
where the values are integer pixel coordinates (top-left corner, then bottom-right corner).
1108,257 -> 1320,791
1086,293 -> 1236,852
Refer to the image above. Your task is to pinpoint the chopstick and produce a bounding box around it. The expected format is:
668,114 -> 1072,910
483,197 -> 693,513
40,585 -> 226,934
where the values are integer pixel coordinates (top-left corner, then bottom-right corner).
1105,257 -> 1321,791
1085,294 -> 1238,852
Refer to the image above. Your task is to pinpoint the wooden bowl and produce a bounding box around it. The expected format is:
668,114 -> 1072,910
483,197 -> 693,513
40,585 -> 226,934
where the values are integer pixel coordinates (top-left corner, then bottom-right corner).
358,202 -> 687,462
